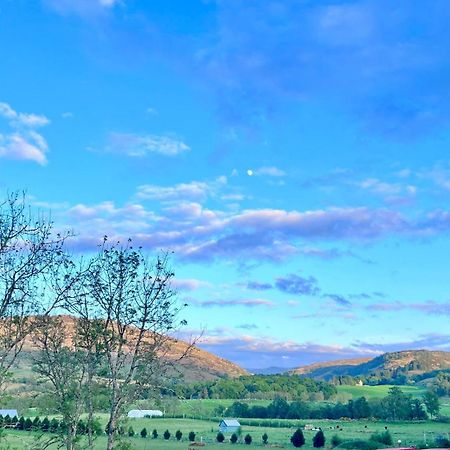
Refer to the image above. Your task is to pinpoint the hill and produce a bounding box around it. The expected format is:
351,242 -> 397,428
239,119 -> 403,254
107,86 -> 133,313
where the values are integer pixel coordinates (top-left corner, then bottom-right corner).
290,350 -> 450,382
15,315 -> 248,383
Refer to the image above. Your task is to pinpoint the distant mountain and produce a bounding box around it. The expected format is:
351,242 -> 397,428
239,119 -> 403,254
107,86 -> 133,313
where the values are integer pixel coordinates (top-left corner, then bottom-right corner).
290,350 -> 450,382
246,366 -> 293,375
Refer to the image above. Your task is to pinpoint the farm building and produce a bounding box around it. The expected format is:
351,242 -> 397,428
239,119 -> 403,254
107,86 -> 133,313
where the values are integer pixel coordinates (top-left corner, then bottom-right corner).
0,410 -> 18,418
219,419 -> 241,433
127,409 -> 163,418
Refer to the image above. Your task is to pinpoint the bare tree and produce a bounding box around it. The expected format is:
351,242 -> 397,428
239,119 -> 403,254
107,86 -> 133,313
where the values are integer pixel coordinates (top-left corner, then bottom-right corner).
32,315 -> 86,450
82,240 -> 188,450
0,192 -> 69,391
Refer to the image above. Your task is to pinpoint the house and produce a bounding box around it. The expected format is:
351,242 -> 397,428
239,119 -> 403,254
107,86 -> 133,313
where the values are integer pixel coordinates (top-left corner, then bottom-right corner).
219,419 -> 241,433
0,410 -> 18,418
127,409 -> 163,418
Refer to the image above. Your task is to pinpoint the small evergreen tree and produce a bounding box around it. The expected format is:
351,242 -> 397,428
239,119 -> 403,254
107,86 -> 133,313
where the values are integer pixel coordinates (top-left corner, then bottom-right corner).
118,426 -> 125,436
244,434 -> 252,445
128,426 -> 135,437
41,417 -> 50,432
164,429 -> 171,440
140,427 -> 148,438
152,428 -> 158,439
49,418 -> 59,433
17,416 -> 25,431
32,416 -> 41,430
175,430 -> 182,441
262,432 -> 268,444
11,416 -> 18,424
77,419 -> 86,434
313,430 -> 325,448
291,429 -> 305,448
4,415 -> 11,425
24,418 -> 33,431
189,431 -> 196,442
230,433 -> 238,443
217,431 -> 225,442
0,415 -> 3,427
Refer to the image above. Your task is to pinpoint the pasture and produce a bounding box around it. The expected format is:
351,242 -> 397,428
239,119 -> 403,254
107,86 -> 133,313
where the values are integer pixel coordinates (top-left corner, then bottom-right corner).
3,416 -> 450,449
335,384 -> 427,400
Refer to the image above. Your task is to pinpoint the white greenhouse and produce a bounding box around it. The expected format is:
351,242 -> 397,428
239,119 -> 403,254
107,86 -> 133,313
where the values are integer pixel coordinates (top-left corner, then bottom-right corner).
127,409 -> 163,418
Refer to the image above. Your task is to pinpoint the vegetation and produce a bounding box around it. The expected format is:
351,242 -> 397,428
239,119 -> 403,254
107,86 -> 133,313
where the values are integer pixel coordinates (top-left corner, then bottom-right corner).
291,428 -> 305,448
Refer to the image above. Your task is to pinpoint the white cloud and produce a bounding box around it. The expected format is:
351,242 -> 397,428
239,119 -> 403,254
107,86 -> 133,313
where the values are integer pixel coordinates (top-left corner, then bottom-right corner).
105,132 -> 190,157
0,102 -> 50,165
253,166 -> 286,177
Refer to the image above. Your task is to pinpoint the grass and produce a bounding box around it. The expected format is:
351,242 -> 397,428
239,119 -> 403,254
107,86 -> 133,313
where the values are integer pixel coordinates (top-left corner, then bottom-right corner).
3,416 -> 450,449
335,384 -> 427,400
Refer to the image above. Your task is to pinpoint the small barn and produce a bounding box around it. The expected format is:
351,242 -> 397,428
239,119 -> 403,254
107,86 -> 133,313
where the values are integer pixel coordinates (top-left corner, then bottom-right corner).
0,409 -> 18,418
219,419 -> 241,433
127,409 -> 163,418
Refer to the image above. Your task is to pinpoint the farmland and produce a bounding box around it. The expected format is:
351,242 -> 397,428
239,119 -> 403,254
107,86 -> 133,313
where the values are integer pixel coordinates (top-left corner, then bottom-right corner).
335,384 -> 427,400
3,416 -> 450,449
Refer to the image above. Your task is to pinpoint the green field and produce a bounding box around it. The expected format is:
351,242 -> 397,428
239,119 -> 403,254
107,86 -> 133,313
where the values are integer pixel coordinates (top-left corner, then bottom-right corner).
3,416 -> 450,449
335,384 -> 427,400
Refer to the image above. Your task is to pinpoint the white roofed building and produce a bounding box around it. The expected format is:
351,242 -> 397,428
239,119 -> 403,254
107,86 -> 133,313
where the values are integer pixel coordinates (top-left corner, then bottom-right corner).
127,409 -> 163,418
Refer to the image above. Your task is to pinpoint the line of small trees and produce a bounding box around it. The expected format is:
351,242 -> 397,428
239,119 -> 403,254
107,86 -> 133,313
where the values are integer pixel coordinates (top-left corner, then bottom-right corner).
137,428 -> 196,441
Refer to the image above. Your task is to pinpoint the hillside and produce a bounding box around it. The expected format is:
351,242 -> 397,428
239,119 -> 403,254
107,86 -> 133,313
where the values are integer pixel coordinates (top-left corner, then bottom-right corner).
290,350 -> 450,382
15,315 -> 248,383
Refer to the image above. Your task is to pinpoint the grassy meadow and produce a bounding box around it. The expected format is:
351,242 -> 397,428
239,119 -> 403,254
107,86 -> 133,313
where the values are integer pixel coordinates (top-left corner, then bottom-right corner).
3,413 -> 450,449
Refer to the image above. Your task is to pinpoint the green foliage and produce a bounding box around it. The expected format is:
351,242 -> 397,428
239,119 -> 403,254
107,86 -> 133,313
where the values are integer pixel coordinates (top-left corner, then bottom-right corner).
127,426 -> 134,437
163,429 -> 171,439
291,428 -> 305,448
175,429 -> 182,441
217,431 -> 225,442
331,434 -> 343,447
230,433 -> 238,443
188,431 -> 196,441
370,430 -> 392,445
262,432 -> 268,444
313,430 -> 326,448
337,440 -> 379,450
423,390 -> 440,418
140,427 -> 147,438
152,428 -> 158,438
49,418 -> 59,433
244,433 -> 252,445
16,417 -> 25,431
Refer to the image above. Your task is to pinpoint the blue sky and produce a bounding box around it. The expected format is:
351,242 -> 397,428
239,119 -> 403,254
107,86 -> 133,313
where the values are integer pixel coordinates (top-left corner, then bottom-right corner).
1,0 -> 450,369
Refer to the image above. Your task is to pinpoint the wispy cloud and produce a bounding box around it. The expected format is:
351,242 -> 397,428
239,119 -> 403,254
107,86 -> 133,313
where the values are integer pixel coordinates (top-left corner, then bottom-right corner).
0,102 -> 50,165
253,166 -> 286,177
192,298 -> 274,308
44,0 -> 120,16
103,132 -> 190,157
275,274 -> 319,296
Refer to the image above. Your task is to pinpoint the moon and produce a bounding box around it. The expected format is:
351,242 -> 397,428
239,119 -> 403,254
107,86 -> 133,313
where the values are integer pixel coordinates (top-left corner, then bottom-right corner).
247,169 -> 253,176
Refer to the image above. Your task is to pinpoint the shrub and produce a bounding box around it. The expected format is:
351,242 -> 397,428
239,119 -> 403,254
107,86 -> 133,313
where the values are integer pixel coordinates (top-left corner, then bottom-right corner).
164,429 -> 171,440
152,429 -> 158,439
175,429 -> 182,441
291,429 -> 305,448
370,430 -> 392,446
244,434 -> 252,445
217,431 -> 225,442
17,417 -> 25,431
337,440 -> 379,450
331,434 -> 343,448
189,431 -> 196,442
140,428 -> 147,438
262,432 -> 268,444
313,430 -> 326,448
128,426 -> 135,437
32,416 -> 40,430
230,433 -> 238,443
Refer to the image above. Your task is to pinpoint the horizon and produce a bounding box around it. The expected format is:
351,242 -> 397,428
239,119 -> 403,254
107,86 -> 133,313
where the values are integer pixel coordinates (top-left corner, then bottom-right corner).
1,0 -> 450,370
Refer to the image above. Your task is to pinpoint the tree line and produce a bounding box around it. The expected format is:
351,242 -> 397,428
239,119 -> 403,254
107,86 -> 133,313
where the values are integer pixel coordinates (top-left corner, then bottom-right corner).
0,192 -> 188,450
226,387 -> 440,420
173,374 -> 337,400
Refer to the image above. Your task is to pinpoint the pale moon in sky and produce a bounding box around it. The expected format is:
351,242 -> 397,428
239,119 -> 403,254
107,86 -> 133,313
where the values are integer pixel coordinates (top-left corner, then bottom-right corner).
247,169 -> 254,176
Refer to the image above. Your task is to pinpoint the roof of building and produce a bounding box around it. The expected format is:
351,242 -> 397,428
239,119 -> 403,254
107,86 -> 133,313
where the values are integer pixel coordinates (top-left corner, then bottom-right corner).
220,419 -> 241,427
127,409 -> 163,416
0,410 -> 18,417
